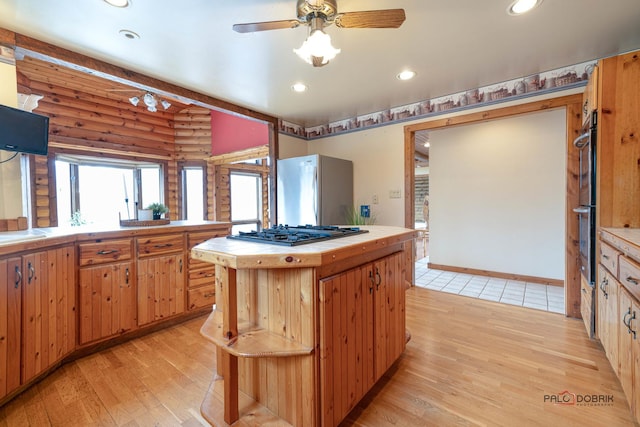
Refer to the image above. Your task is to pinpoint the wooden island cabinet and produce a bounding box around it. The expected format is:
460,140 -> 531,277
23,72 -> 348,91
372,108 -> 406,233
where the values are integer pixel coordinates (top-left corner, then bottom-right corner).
192,225 -> 415,427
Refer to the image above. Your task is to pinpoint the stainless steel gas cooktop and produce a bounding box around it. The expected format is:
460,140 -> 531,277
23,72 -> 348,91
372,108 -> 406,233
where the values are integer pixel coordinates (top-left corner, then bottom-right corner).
227,225 -> 368,246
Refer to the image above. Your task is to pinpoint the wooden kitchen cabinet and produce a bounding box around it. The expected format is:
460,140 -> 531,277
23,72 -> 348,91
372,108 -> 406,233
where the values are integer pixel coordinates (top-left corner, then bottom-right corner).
599,229 -> 640,423
597,265 -> 620,375
0,245 -> 75,400
136,234 -> 185,326
78,238 -> 135,345
318,251 -> 405,426
78,261 -> 135,344
582,64 -> 598,125
187,230 -> 226,310
0,257 -> 22,400
618,286 -> 639,418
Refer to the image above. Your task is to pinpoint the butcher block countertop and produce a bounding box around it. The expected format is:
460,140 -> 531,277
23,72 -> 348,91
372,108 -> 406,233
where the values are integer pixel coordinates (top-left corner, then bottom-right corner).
191,225 -> 416,271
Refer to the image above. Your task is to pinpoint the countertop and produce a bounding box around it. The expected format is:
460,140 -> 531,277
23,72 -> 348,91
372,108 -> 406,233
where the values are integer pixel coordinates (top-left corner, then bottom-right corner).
191,225 -> 416,270
0,220 -> 231,256
602,227 -> 640,247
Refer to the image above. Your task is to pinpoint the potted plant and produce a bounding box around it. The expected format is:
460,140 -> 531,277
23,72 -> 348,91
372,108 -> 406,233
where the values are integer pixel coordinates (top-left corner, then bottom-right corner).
146,202 -> 169,220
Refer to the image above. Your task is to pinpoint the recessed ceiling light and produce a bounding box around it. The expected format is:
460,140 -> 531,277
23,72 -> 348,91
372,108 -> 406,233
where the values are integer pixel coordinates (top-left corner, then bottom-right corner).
507,0 -> 542,15
119,29 -> 140,40
292,82 -> 307,93
397,70 -> 416,81
104,0 -> 131,7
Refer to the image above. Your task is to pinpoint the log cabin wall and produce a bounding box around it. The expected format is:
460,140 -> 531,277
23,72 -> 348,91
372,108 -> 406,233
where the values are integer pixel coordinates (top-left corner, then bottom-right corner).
174,107 -> 215,220
17,57 -> 182,227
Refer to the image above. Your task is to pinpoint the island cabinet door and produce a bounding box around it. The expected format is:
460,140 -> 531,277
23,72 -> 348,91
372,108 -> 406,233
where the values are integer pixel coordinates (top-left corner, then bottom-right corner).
318,250 -> 406,427
319,264 -> 373,427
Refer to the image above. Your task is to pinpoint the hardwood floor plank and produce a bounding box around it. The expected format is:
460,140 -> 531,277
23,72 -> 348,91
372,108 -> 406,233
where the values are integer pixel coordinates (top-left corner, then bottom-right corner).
0,288 -> 635,426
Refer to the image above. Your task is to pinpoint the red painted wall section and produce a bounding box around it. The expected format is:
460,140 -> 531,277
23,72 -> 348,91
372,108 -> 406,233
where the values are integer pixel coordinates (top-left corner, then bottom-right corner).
210,110 -> 269,155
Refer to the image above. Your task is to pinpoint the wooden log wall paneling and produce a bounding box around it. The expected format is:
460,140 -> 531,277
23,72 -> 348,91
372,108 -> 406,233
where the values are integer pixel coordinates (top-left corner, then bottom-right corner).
15,55 -> 273,227
174,108 -> 213,161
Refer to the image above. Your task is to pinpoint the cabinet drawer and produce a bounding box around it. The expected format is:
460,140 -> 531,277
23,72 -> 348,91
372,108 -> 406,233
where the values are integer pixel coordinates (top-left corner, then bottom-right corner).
188,230 -> 228,247
79,239 -> 132,266
619,256 -> 640,301
137,234 -> 184,257
189,267 -> 216,288
188,285 -> 215,310
600,242 -> 620,276
580,276 -> 594,337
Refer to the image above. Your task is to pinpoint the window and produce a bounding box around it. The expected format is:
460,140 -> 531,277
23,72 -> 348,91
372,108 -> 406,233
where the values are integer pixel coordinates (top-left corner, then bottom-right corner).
55,156 -> 163,227
181,166 -> 205,221
230,172 -> 262,234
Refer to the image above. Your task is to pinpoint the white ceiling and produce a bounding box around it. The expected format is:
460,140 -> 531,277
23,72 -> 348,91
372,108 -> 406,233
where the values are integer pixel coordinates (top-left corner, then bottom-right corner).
1,0 -> 640,128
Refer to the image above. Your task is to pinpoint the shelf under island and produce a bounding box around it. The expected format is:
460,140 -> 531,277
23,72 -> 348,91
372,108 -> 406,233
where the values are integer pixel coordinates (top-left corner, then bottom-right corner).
191,225 -> 416,427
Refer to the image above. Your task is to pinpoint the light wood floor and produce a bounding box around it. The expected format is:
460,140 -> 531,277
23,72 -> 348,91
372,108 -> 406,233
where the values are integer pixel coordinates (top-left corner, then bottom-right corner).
0,288 -> 635,426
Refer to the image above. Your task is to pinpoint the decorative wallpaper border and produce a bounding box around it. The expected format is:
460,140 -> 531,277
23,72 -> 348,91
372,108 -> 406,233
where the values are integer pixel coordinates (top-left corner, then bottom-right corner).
278,60 -> 596,140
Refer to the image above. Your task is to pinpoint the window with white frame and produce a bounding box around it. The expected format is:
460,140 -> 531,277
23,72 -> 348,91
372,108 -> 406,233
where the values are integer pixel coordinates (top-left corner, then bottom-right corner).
181,165 -> 205,221
55,156 -> 163,227
230,171 -> 262,234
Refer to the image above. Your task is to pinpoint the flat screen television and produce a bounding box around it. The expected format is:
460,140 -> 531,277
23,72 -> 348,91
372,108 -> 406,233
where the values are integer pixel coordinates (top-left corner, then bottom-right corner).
0,104 -> 49,156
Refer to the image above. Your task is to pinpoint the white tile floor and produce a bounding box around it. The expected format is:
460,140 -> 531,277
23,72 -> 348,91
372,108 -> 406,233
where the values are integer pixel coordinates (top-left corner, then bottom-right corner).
414,257 -> 565,314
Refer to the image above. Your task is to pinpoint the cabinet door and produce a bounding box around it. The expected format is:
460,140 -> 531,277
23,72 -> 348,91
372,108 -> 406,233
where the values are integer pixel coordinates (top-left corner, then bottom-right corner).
632,298 -> 640,422
318,263 -> 373,427
597,265 -> 608,347
137,254 -> 185,326
78,261 -> 135,344
0,257 -> 21,399
21,246 -> 75,383
373,251 -> 406,382
619,288 -> 635,408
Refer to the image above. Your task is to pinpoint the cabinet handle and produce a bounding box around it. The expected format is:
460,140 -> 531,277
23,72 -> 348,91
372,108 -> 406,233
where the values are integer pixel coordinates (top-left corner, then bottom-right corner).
600,277 -> 609,299
97,249 -> 118,255
602,254 -> 610,260
626,276 -> 639,286
125,267 -> 130,284
179,259 -> 183,273
623,308 -> 632,332
28,261 -> 35,284
368,271 -> 374,294
14,265 -> 22,288
203,292 -> 215,298
630,311 -> 637,340
375,267 -> 382,291
154,243 -> 173,248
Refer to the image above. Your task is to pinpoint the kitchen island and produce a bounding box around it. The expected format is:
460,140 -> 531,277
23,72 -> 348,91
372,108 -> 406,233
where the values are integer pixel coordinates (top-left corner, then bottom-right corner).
191,225 -> 415,427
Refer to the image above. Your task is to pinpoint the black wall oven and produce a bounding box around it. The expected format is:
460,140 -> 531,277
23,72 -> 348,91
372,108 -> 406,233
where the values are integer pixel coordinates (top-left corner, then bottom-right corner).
573,111 -> 597,285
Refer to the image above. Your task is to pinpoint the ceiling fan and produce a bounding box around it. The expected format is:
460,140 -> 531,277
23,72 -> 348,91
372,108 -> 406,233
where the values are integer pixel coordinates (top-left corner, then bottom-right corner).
232,0 -> 406,67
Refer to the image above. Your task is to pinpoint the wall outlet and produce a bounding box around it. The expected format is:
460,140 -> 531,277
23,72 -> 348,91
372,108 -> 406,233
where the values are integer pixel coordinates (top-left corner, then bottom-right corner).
360,205 -> 370,218
389,190 -> 402,199
372,194 -> 379,204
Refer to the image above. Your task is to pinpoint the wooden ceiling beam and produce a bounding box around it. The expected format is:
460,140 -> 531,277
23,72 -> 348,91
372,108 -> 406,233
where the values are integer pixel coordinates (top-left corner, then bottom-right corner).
5,29 -> 278,127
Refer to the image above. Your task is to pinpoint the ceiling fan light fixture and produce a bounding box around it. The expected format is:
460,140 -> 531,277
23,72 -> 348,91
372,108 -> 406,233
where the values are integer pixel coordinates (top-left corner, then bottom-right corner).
129,96 -> 139,106
161,100 -> 171,110
294,29 -> 340,67
507,0 -> 542,15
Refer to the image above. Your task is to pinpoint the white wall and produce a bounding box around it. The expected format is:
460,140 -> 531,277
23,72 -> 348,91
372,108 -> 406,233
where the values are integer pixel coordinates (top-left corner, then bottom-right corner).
429,109 -> 567,279
306,127 -> 407,226
0,59 -> 22,219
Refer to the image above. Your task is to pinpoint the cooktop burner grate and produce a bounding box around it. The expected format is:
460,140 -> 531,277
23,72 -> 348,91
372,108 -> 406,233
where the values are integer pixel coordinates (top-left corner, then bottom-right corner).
227,225 -> 368,246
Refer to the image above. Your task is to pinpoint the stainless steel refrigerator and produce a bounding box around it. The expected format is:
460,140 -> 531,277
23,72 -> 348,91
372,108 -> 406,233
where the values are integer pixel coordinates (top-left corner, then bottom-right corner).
277,154 -> 353,226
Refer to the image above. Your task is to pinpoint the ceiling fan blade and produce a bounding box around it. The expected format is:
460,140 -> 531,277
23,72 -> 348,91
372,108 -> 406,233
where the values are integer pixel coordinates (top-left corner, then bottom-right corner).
334,9 -> 406,29
232,20 -> 301,33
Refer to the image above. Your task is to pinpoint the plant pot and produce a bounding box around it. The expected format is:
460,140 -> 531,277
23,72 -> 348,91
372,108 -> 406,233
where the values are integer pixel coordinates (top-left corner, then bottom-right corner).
138,209 -> 153,220
153,212 -> 162,220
